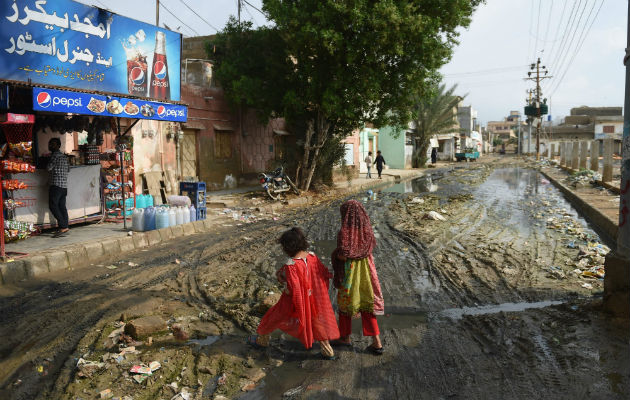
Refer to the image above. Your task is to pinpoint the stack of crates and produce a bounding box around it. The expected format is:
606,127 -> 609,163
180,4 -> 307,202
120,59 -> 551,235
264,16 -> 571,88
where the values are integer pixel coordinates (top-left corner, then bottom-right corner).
179,181 -> 207,220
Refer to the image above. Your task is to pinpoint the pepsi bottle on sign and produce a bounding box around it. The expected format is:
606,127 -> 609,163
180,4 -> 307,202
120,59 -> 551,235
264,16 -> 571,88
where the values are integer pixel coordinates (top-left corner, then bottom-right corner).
149,31 -> 170,100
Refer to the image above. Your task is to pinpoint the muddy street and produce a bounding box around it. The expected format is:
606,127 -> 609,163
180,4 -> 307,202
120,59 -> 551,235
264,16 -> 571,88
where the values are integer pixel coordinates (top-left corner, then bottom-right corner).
0,162 -> 628,400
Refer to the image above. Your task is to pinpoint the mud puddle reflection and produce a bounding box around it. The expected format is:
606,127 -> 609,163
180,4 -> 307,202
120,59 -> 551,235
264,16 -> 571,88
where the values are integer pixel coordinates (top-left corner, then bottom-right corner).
436,300 -> 565,320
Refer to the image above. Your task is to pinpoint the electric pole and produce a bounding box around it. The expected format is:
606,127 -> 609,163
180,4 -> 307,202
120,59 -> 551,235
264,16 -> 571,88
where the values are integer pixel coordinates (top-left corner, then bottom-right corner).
238,0 -> 242,22
524,58 -> 552,160
156,0 -> 159,26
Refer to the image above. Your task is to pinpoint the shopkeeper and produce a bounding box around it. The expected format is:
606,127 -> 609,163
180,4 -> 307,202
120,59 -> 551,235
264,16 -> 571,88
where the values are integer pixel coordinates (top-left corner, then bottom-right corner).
47,138 -> 70,237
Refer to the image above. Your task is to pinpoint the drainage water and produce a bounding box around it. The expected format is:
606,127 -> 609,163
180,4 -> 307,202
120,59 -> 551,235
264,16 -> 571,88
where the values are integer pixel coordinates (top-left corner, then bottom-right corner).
436,300 -> 565,320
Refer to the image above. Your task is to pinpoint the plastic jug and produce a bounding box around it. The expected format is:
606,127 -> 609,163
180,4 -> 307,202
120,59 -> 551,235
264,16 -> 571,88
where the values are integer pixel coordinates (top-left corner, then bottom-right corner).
135,195 -> 145,209
183,205 -> 191,224
132,208 -> 145,232
156,207 -> 170,229
175,206 -> 184,225
189,205 -> 197,222
168,207 -> 177,227
143,206 -> 156,231
145,194 -> 154,207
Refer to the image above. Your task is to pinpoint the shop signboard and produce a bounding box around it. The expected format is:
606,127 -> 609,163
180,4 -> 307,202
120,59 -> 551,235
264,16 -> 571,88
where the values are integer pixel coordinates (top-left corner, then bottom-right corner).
1,0 -> 181,101
32,87 -> 187,122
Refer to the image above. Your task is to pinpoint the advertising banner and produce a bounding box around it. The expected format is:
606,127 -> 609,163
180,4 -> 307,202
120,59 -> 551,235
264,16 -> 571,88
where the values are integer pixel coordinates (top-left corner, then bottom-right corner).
32,87 -> 187,123
1,0 -> 181,101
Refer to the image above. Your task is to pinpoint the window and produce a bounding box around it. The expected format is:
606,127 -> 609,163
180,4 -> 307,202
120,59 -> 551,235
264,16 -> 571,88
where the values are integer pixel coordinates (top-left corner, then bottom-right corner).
344,144 -> 354,165
603,125 -> 615,134
215,131 -> 232,159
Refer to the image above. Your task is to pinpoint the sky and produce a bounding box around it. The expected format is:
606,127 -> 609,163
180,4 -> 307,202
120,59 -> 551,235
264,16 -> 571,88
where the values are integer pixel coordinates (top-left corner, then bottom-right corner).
76,0 -> 626,125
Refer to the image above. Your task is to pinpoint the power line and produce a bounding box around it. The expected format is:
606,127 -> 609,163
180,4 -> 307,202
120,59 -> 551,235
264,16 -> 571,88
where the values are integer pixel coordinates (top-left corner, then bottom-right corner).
160,0 -> 199,36
443,65 -> 529,77
549,0 -> 604,97
534,0 -> 542,57
242,0 -> 265,16
542,0 -> 554,50
549,0 -> 584,72
547,0 -> 569,62
179,0 -> 220,32
527,0 -> 534,62
547,0 -> 592,92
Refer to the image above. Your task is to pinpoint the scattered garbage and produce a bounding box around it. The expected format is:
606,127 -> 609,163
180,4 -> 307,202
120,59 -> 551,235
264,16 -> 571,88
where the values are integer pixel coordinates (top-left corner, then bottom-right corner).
224,174 -> 237,189
411,197 -> 424,204
547,266 -> 566,280
76,358 -> 105,378
423,211 -> 446,221
170,388 -> 192,400
99,388 -> 113,399
565,169 -> 602,188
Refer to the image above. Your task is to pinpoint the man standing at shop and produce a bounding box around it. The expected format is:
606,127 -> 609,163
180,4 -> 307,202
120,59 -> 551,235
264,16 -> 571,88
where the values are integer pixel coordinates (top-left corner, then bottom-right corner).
373,150 -> 386,179
47,138 -> 69,237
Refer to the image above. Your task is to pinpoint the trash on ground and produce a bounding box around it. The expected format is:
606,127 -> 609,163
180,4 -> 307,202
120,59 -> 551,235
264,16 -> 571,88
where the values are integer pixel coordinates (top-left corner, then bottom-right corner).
423,211 -> 446,221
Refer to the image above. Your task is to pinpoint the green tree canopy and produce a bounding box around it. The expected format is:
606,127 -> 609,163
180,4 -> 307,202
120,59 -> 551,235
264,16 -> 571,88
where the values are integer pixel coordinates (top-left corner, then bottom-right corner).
210,0 -> 483,190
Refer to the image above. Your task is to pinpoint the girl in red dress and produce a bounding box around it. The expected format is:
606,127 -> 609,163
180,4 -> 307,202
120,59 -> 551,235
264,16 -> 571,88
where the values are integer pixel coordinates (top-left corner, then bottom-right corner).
249,227 -> 340,359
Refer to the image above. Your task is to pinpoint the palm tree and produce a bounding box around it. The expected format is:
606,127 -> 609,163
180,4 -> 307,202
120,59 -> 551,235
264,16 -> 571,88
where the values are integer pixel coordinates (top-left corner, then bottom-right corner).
412,83 -> 462,166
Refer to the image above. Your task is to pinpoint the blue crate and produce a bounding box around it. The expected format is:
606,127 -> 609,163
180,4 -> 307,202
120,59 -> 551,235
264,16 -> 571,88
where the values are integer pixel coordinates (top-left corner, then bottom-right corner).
180,181 -> 206,209
196,207 -> 207,221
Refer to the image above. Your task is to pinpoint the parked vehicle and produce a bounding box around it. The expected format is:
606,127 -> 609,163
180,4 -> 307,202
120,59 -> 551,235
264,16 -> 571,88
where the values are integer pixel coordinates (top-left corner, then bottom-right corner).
455,148 -> 480,162
258,166 -> 300,200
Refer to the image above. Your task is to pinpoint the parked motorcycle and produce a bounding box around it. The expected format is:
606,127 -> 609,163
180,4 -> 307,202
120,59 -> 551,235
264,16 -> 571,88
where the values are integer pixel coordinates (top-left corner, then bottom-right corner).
258,166 -> 300,200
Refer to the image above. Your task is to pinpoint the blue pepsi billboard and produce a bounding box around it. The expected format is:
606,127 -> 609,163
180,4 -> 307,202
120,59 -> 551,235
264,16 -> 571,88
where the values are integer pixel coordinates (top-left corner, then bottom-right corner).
1,0 -> 181,101
32,87 -> 187,122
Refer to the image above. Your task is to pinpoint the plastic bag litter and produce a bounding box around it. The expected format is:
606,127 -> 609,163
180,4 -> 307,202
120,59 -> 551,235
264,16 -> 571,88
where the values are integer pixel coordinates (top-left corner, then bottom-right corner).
224,174 -> 237,189
423,211 -> 446,221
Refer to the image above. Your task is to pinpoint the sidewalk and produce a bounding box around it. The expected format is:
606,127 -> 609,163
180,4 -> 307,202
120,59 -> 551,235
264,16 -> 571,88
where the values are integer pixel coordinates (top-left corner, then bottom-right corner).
0,168 -> 426,285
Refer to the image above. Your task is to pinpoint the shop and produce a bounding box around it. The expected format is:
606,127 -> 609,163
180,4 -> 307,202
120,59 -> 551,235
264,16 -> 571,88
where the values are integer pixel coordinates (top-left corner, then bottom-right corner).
0,0 -> 186,258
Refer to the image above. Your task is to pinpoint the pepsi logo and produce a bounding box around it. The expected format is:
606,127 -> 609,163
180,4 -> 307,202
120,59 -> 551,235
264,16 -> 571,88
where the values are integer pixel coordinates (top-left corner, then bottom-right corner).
153,61 -> 167,80
37,92 -> 52,108
131,67 -> 145,85
157,105 -> 166,117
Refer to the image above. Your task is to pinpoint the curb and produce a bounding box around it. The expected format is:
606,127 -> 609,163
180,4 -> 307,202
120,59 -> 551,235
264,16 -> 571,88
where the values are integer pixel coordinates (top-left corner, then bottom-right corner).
539,169 -> 618,244
0,217 -> 215,285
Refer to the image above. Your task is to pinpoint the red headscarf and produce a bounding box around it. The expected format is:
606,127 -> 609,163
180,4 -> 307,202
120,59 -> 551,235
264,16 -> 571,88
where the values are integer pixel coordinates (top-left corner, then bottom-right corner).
332,200 -> 376,287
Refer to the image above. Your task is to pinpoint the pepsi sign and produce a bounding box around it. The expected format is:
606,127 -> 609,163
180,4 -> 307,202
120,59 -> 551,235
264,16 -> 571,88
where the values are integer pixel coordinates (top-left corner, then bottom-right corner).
32,87 -> 187,123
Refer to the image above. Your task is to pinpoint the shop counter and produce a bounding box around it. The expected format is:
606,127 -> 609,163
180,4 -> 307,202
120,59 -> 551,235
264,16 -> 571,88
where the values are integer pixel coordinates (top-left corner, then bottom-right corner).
12,164 -> 101,225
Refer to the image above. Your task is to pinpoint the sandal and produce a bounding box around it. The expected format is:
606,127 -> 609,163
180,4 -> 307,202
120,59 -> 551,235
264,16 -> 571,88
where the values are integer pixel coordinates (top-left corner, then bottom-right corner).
320,353 -> 337,360
53,230 -> 69,238
246,335 -> 267,350
365,344 -> 384,355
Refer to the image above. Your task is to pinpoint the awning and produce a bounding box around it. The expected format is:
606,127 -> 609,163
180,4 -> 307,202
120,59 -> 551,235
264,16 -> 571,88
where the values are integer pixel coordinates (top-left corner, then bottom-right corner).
31,87 -> 187,123
273,129 -> 291,136
213,124 -> 235,131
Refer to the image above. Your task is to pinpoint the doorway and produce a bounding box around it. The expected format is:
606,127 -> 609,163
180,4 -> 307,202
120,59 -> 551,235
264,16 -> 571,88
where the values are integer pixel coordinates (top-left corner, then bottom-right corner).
180,129 -> 198,180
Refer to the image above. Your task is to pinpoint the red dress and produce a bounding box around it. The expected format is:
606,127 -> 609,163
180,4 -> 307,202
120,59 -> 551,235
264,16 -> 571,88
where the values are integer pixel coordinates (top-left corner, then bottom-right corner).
257,253 -> 340,348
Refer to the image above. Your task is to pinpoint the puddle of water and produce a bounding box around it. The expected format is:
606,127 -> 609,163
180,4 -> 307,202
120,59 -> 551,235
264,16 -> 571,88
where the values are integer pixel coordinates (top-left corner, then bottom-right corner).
383,174 -> 439,194
187,335 -> 220,347
379,311 -> 428,330
412,270 -> 440,293
436,300 -> 565,320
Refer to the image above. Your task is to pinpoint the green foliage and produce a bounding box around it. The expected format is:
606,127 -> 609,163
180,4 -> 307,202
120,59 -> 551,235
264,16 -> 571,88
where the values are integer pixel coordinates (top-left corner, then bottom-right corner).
412,83 -> 462,167
209,0 -> 483,188
492,138 -> 503,147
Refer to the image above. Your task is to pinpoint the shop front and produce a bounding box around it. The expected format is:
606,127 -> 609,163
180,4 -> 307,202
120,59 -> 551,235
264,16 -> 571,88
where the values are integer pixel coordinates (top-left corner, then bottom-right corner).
0,0 -> 186,259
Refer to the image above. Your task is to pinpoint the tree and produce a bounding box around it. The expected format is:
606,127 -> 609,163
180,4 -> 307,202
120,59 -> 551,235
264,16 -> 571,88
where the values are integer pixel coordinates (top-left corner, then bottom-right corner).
412,83 -> 462,166
210,0 -> 483,190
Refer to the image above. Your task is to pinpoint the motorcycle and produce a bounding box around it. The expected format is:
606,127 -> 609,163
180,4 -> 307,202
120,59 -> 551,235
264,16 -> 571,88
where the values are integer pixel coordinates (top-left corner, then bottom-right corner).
258,166 -> 300,200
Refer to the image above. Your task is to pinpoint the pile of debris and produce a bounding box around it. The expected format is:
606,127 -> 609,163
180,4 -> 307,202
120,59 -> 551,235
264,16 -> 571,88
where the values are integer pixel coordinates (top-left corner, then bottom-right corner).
565,169 -> 602,189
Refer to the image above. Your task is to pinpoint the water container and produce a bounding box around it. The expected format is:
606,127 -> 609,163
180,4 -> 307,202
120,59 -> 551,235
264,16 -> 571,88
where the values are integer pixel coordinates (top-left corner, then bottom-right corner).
168,207 -> 177,227
183,205 -> 191,224
189,205 -> 197,222
143,206 -> 156,231
175,206 -> 184,225
145,194 -> 154,207
155,208 -> 168,229
132,208 -> 145,232
135,195 -> 145,209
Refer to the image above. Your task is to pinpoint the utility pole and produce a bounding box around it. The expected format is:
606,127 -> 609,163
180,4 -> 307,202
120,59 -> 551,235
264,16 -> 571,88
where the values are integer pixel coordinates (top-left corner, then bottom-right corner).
238,0 -> 242,22
156,0 -> 159,26
525,58 -> 552,160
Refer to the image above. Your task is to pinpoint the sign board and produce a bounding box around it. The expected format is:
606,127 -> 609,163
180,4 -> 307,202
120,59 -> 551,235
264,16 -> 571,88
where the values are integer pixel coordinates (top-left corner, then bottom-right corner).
32,87 -> 187,122
1,0 -> 181,101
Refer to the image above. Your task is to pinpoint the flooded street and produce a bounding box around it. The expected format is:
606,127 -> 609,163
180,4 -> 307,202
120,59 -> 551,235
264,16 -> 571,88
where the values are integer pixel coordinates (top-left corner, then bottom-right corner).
0,163 -> 628,399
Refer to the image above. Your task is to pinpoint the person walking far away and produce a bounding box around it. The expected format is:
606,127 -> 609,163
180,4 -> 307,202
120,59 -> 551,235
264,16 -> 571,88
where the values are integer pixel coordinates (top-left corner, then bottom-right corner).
47,138 -> 70,238
331,200 -> 385,355
373,150 -> 386,179
431,147 -> 438,164
364,151 -> 373,179
249,227 -> 340,360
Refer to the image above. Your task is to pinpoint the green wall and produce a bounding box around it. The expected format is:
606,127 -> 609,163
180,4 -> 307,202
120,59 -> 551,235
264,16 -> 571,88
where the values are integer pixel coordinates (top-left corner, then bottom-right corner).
377,126 -> 406,169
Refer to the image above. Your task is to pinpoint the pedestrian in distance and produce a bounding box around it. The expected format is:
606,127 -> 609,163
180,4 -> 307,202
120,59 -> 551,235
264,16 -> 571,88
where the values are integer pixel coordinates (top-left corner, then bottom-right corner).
331,200 -> 385,355
47,138 -> 70,238
373,150 -> 386,179
431,147 -> 438,164
364,151 -> 373,179
248,227 -> 340,360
